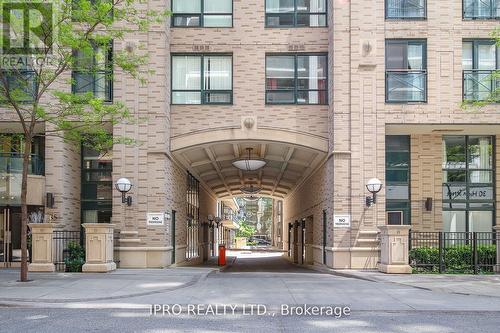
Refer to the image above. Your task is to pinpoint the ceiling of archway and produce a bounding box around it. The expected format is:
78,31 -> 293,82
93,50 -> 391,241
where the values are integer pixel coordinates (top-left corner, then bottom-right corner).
173,141 -> 327,199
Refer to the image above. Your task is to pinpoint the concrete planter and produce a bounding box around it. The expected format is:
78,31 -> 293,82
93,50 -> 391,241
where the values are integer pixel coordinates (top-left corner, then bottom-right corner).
378,225 -> 412,274
28,223 -> 55,272
82,223 -> 116,273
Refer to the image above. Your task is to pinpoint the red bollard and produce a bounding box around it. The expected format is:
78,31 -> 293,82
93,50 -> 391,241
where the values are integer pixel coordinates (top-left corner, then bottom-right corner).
218,244 -> 226,266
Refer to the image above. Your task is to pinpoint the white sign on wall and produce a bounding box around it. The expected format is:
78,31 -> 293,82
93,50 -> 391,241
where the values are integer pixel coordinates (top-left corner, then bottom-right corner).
147,213 -> 165,226
334,215 -> 351,228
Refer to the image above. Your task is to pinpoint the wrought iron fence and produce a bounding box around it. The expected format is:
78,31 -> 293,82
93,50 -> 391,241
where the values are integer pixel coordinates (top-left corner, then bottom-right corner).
53,230 -> 82,272
409,231 -> 497,274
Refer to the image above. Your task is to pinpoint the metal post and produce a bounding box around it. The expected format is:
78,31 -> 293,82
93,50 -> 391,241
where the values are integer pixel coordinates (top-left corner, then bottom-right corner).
473,232 -> 478,275
438,232 -> 444,273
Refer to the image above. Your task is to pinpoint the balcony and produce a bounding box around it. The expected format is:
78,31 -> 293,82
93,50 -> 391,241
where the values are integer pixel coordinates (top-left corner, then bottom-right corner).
463,70 -> 499,101
386,71 -> 427,103
386,0 -> 426,19
463,0 -> 500,19
0,153 -> 45,176
72,70 -> 113,103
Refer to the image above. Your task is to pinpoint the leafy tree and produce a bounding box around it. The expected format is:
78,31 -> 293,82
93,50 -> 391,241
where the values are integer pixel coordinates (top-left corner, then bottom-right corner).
236,220 -> 256,239
0,0 -> 168,281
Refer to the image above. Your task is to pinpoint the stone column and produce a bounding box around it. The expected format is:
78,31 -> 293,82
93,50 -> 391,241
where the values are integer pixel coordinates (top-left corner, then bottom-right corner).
378,225 -> 412,274
28,223 -> 55,272
82,223 -> 116,273
494,226 -> 500,274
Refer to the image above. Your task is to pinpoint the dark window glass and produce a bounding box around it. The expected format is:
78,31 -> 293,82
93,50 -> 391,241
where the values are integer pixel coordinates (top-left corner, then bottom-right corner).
266,0 -> 327,27
463,0 -> 500,19
385,135 -> 411,225
172,0 -> 232,27
81,147 -> 112,224
72,42 -> 113,102
385,40 -> 427,102
172,54 -> 232,105
266,54 -> 328,104
462,40 -> 499,101
386,0 -> 426,19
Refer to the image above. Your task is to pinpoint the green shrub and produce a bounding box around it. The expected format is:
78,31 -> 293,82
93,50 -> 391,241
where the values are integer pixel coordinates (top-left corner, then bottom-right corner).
410,244 -> 496,274
64,241 -> 85,272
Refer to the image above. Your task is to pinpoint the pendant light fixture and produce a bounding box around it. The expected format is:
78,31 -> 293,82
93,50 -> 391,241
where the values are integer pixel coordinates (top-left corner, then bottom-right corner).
232,148 -> 266,171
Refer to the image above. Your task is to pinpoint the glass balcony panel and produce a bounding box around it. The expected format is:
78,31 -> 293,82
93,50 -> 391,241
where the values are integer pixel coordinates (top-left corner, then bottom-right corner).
386,71 -> 426,102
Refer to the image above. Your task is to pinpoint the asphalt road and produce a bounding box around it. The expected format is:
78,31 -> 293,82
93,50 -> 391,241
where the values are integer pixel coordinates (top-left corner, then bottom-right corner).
1,252 -> 500,333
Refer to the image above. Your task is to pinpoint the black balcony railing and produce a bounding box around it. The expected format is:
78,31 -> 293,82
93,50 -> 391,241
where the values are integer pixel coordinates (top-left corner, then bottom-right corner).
463,0 -> 500,19
386,70 -> 427,102
0,152 -> 45,176
386,0 -> 426,19
72,70 -> 113,103
463,70 -> 499,101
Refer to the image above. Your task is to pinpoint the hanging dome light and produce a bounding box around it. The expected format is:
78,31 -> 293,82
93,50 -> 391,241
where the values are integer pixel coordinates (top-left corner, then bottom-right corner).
244,195 -> 260,202
232,148 -> 267,171
240,184 -> 262,195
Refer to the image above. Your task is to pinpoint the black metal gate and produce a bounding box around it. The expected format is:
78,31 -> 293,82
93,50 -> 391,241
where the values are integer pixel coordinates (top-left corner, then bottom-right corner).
53,230 -> 81,272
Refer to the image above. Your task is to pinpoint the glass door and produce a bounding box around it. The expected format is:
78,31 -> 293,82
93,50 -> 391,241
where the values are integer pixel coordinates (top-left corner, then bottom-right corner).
0,207 -> 22,267
1,208 -> 10,266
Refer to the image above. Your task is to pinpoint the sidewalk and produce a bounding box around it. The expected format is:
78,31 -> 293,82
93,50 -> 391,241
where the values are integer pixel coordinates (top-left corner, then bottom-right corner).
0,267 -> 215,303
328,269 -> 500,298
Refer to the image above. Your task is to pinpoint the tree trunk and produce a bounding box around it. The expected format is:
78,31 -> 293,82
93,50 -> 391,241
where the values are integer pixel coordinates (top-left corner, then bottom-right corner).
20,136 -> 31,282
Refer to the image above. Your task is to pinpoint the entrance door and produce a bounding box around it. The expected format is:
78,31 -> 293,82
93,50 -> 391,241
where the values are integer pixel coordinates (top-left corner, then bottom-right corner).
1,207 -> 22,267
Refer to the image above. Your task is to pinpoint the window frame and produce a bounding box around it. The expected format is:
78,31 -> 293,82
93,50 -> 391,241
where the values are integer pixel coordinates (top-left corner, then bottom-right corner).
385,39 -> 428,104
265,52 -> 328,105
0,69 -> 37,104
385,135 -> 411,225
442,135 -> 496,232
170,53 -> 234,105
462,39 -> 499,102
385,0 -> 427,20
71,41 -> 114,103
463,0 -> 500,20
265,0 -> 328,28
171,0 -> 234,28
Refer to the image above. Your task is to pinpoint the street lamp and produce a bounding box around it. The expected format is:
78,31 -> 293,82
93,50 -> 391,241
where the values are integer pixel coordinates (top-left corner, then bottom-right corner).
115,177 -> 133,206
365,178 -> 382,207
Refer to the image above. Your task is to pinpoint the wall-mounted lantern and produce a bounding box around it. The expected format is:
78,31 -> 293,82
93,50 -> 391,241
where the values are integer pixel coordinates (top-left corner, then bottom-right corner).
365,178 -> 383,207
115,178 -> 133,206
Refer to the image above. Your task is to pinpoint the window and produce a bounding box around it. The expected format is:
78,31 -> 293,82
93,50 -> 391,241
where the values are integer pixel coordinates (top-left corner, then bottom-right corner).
172,54 -> 232,104
386,0 -> 426,19
172,0 -> 233,27
266,0 -> 327,27
72,42 -> 113,102
0,134 -> 44,176
0,68 -> 36,104
462,40 -> 499,101
463,0 -> 500,19
442,136 -> 495,233
385,135 -> 411,225
81,146 -> 112,224
385,39 -> 427,103
266,54 -> 327,104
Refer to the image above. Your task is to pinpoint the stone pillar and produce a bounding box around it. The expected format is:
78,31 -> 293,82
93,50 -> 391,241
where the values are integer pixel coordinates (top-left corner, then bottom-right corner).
28,223 -> 55,272
82,223 -> 116,273
378,225 -> 412,274
494,226 -> 500,274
